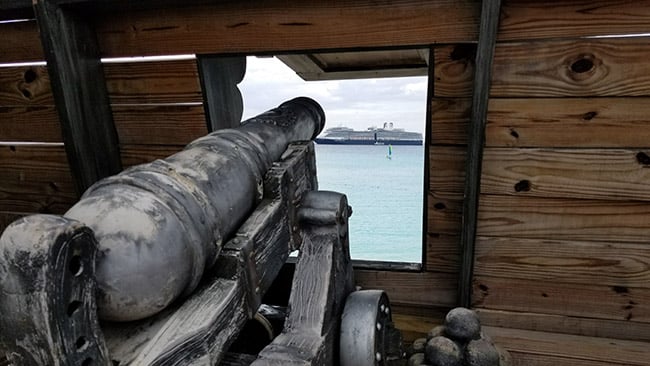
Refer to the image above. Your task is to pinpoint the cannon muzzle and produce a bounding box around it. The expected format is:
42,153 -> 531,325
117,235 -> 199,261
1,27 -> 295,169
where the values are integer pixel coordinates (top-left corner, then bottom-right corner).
65,97 -> 325,321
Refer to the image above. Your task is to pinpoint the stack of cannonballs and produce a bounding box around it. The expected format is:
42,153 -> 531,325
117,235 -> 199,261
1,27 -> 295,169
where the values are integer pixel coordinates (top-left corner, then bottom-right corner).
407,308 -> 511,366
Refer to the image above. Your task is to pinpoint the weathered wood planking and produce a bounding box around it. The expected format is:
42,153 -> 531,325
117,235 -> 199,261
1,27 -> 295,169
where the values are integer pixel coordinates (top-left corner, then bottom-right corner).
0,60 -> 201,106
103,59 -> 202,104
498,0 -> 650,42
0,144 -> 76,213
474,236 -> 650,289
0,106 -> 61,142
427,196 -> 461,236
435,38 -> 650,97
481,148 -> 650,201
425,234 -> 460,273
484,326 -> 650,366
112,104 -> 207,145
119,144 -> 185,168
473,276 -> 650,323
0,66 -> 52,106
354,269 -> 456,308
432,97 -> 650,147
477,309 -> 650,343
94,0 -> 480,58
476,195 -> 650,244
428,146 -> 465,200
0,20 -> 43,63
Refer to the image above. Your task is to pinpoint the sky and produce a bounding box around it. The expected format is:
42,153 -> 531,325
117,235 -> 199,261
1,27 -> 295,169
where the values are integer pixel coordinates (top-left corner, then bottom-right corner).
238,56 -> 428,135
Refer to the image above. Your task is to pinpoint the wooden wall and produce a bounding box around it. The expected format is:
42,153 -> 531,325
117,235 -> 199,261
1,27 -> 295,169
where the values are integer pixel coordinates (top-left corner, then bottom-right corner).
2,1 -> 650,365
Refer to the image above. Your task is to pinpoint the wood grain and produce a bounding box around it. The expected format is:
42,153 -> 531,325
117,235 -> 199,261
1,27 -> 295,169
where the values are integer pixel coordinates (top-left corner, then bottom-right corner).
481,148 -> 650,201
432,97 -> 650,147
477,309 -> 650,343
0,20 -> 43,63
0,144 -> 76,213
95,0 -> 480,57
0,66 -> 52,105
498,0 -> 650,42
103,59 -> 202,104
476,195 -> 650,244
119,144 -> 185,168
436,38 -> 650,97
473,276 -> 650,323
0,61 -> 202,106
487,98 -> 650,148
354,269 -> 456,308
428,146 -> 465,200
474,236 -> 650,288
112,104 -> 207,145
484,326 -> 650,366
425,234 -> 460,273
0,106 -> 61,142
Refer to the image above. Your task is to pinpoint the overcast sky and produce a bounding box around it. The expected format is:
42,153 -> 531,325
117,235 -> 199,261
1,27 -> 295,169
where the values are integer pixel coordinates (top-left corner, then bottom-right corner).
239,57 -> 428,135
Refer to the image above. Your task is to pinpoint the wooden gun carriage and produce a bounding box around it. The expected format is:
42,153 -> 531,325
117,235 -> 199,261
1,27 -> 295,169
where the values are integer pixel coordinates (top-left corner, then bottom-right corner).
1,1 -> 650,365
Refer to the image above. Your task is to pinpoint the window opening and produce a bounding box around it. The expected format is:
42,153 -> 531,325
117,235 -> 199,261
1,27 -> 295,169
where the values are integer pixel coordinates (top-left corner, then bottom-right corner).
239,53 -> 427,263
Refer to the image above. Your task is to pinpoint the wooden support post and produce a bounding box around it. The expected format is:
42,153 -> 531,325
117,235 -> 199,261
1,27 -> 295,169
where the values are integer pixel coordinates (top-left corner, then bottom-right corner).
197,55 -> 246,131
458,0 -> 502,308
33,0 -> 121,195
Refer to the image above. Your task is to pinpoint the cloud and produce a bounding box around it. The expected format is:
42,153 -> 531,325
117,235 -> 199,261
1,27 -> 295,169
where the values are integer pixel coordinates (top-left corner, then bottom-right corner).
239,56 -> 427,135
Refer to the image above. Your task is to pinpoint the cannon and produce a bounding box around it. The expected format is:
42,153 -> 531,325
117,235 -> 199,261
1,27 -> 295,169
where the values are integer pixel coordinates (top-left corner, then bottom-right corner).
0,98 -> 402,365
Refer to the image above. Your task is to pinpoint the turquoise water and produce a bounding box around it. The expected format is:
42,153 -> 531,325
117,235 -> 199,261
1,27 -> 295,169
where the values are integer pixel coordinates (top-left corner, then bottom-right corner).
314,144 -> 424,263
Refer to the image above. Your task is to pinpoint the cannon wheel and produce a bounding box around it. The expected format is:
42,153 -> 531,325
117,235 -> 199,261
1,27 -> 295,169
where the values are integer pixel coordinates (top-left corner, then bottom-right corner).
340,290 -> 400,366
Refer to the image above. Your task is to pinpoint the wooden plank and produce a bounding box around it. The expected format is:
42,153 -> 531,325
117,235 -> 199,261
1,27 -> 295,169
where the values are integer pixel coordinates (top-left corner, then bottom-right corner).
425,234 -> 459,273
477,309 -> 650,343
34,0 -> 121,194
429,146 -> 465,200
0,106 -> 61,142
436,38 -> 650,97
0,65 -> 52,106
0,20 -> 44,63
481,148 -> 650,201
197,55 -> 245,131
103,59 -> 202,104
458,0 -> 501,308
430,97 -> 470,146
95,0 -> 480,58
119,144 -> 184,168
475,236 -> 650,289
473,276 -> 650,323
484,327 -> 650,366
427,196 -> 462,236
112,104 -> 208,145
0,144 -> 76,213
0,61 -> 202,106
477,195 -> 650,244
498,0 -> 650,42
432,97 -> 650,147
354,269 -> 456,308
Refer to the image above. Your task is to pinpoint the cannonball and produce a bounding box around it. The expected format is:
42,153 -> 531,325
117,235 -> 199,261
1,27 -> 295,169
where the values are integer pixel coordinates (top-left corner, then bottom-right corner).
425,336 -> 462,366
444,307 -> 481,342
408,352 -> 426,366
495,345 -> 513,366
412,337 -> 428,353
427,325 -> 446,340
466,339 -> 499,366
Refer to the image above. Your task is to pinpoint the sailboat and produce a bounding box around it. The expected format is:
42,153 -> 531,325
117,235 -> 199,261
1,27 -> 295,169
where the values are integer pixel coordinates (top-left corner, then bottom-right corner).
386,144 -> 393,160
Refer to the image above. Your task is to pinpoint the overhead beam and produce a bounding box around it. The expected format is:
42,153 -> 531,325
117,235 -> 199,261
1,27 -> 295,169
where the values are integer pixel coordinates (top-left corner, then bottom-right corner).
458,0 -> 502,308
33,0 -> 121,195
197,55 -> 246,131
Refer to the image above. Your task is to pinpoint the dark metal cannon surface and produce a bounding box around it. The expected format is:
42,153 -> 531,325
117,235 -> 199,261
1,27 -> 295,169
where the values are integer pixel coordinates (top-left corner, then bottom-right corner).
64,97 -> 325,322
0,98 -> 402,366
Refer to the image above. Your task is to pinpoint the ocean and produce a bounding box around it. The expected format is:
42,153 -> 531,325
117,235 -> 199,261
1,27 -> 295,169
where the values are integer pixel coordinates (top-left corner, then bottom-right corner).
313,144 -> 424,263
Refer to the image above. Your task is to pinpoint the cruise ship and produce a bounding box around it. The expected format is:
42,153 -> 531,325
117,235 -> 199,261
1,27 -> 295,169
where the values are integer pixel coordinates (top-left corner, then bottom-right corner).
314,122 -> 423,145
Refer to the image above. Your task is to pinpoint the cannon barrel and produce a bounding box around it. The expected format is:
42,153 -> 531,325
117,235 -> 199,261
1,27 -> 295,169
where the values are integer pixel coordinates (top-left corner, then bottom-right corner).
65,97 -> 325,321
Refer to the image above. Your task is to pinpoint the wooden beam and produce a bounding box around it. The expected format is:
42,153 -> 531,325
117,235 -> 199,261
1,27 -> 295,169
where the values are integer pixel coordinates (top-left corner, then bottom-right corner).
33,0 -> 121,194
458,0 -> 501,308
196,55 -> 246,131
